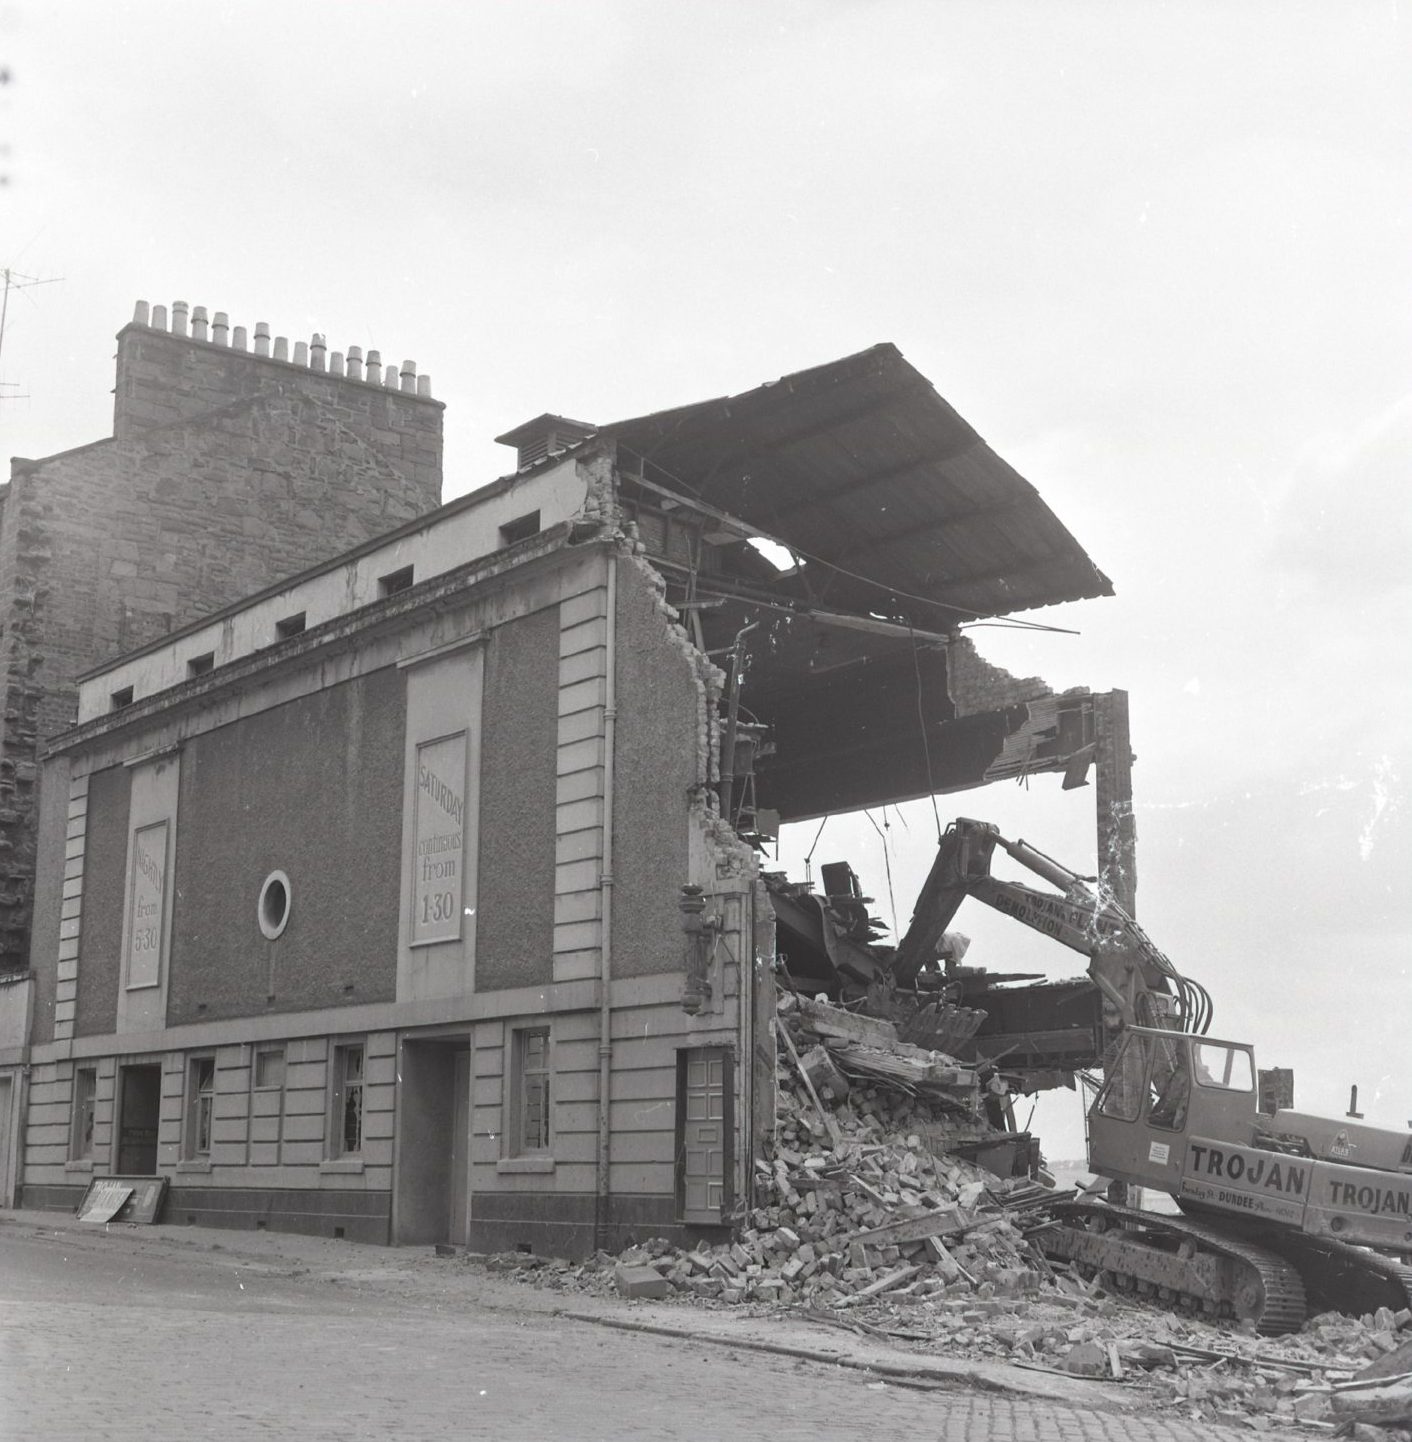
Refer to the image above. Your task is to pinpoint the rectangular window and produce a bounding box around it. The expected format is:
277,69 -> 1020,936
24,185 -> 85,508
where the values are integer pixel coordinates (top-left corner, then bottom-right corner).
275,612 -> 306,640
499,510 -> 541,546
512,1028 -> 551,1154
249,1046 -> 286,1164
1095,1032 -> 1148,1123
330,1043 -> 365,1157
70,1067 -> 97,1161
1193,1041 -> 1255,1093
187,652 -> 215,678
110,686 -> 134,711
254,1046 -> 285,1091
378,565 -> 414,597
185,1056 -> 216,1159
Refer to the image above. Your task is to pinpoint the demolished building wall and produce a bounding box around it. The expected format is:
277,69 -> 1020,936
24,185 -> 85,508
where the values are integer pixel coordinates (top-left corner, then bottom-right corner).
5,340 -> 1124,1258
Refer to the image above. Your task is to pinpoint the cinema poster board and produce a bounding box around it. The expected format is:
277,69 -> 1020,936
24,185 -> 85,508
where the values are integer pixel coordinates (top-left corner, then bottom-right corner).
76,1175 -> 168,1225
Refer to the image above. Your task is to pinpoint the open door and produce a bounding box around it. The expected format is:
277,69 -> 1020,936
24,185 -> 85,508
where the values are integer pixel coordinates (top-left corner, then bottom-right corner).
394,1037 -> 471,1246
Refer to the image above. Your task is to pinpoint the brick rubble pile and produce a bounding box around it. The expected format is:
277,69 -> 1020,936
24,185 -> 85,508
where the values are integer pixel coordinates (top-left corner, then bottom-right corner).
469,989 -> 1412,1433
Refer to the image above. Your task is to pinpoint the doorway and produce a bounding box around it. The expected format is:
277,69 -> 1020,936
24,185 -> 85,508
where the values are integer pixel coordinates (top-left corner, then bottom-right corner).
394,1038 -> 470,1246
116,1064 -> 162,1174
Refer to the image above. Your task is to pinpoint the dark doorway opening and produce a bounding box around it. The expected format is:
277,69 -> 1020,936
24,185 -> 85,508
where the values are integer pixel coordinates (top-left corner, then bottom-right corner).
116,1064 -> 162,1174
394,1039 -> 470,1246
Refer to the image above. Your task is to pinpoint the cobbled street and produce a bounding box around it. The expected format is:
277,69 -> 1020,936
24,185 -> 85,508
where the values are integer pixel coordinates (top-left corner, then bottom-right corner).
0,1213 -> 1309,1441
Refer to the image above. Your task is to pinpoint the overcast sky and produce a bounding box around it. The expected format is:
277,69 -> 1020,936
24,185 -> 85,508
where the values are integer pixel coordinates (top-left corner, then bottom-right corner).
3,1 -> 1408,1159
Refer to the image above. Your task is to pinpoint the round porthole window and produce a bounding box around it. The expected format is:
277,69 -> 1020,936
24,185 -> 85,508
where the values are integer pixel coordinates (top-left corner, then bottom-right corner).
258,870 -> 292,940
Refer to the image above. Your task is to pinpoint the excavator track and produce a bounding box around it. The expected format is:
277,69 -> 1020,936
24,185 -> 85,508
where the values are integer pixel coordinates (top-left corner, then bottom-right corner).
1040,1200 -> 1308,1335
1253,1232 -> 1412,1320
1174,1202 -> 1412,1320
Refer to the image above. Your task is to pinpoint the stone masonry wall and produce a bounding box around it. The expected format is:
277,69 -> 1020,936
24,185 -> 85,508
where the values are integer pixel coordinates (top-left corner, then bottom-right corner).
0,310 -> 445,972
944,632 -> 1053,717
113,317 -> 442,501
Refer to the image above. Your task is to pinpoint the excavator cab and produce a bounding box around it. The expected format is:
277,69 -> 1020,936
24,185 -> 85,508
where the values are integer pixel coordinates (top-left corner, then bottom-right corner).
1087,1026 -> 1259,1193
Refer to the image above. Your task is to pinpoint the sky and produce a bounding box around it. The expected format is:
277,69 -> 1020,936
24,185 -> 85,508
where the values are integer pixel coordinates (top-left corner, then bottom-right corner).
2,1 -> 1408,1161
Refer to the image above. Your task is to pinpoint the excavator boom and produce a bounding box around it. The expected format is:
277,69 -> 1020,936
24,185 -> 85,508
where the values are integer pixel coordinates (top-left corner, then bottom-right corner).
894,817 -> 1412,1331
892,818 -> 1210,1035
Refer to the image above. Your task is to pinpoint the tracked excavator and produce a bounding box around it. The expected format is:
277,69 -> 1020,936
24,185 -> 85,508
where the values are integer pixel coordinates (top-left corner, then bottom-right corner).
891,817 -> 1412,1334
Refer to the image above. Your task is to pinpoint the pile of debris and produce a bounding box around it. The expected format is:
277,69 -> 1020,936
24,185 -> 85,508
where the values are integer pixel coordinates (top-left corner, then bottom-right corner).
500,988 -> 1055,1310
469,985 -> 1412,1432
675,988 -> 1051,1308
481,1248 -> 1412,1432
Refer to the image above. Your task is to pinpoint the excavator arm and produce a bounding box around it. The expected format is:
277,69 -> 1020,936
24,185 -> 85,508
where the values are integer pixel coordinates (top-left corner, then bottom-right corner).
892,818 -> 1212,1037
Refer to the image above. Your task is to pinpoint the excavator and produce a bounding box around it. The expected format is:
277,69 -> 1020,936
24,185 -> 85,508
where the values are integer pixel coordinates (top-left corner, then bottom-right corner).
889,817 -> 1412,1334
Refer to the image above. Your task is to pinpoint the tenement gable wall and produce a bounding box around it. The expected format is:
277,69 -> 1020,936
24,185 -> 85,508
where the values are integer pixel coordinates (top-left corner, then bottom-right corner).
113,314 -> 442,502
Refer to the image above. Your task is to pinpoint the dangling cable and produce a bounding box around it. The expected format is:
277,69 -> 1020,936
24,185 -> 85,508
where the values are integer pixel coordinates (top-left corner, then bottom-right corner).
907,620 -> 944,845
863,808 -> 898,936
803,814 -> 830,890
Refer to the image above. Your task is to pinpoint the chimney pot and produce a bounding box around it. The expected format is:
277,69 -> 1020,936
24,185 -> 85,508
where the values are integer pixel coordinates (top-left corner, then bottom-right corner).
310,334 -> 326,372
133,300 -> 151,327
416,374 -> 432,398
273,336 -> 289,362
399,359 -> 417,393
232,325 -> 248,351
330,350 -> 345,377
293,341 -> 309,367
212,312 -> 229,345
365,350 -> 382,385
152,304 -> 168,331
384,364 -> 400,390
254,322 -> 271,357
171,300 -> 189,337
347,345 -> 364,381
191,305 -> 209,341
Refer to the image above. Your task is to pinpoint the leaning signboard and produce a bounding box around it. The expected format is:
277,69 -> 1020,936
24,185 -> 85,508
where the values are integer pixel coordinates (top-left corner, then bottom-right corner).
76,1179 -> 132,1223
76,1175 -> 168,1225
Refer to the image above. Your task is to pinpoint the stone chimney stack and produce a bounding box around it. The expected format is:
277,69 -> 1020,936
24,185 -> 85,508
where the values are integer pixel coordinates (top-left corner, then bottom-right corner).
113,299 -> 444,506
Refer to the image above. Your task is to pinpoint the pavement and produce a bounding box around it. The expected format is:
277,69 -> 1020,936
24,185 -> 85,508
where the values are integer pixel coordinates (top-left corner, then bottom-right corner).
0,1206 -> 1315,1440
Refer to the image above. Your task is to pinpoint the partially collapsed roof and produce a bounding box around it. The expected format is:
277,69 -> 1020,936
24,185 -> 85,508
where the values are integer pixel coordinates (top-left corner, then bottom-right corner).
600,342 -> 1112,628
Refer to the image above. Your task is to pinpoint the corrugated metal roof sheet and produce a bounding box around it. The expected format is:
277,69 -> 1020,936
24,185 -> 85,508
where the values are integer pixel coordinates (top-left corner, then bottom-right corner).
601,343 -> 1111,626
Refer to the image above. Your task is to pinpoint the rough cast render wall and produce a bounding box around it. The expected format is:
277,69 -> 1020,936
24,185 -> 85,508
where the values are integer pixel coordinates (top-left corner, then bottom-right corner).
73,766 -> 132,1040
167,666 -> 405,1024
23,754 -> 71,1049
0,322 -> 444,972
475,606 -> 560,992
611,561 -> 698,979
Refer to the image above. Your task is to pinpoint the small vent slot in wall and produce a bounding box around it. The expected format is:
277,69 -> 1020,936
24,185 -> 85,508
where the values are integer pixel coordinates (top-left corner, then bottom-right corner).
499,511 -> 541,547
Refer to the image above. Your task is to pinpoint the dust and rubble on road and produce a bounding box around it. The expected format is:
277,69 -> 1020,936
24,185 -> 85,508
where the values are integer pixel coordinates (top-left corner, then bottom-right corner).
457,985 -> 1412,1437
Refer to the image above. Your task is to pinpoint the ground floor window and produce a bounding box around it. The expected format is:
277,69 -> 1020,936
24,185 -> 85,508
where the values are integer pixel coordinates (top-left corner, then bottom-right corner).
510,1027 -> 551,1156
185,1056 -> 215,1159
70,1066 -> 97,1161
329,1042 -> 365,1157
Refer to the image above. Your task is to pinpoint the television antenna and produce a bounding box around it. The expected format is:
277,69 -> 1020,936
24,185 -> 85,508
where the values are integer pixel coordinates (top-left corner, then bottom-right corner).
0,266 -> 64,405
